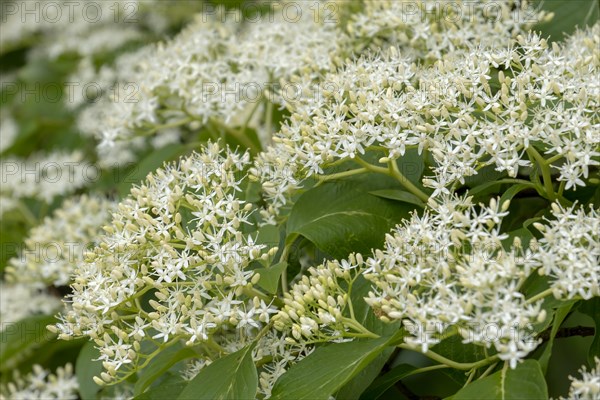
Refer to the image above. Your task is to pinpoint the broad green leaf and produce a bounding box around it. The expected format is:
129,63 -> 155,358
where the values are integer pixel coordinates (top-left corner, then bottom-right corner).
76,341 -> 103,400
578,298 -> 600,366
178,344 -> 257,400
134,374 -> 187,400
286,181 -> 414,259
538,302 -> 575,374
534,0 -> 599,42
335,276 -> 402,399
335,347 -> 395,400
432,335 -> 489,386
117,144 -> 189,196
499,183 -> 537,209
369,189 -> 425,208
521,274 -> 579,333
134,344 -> 198,396
501,227 -> 534,251
452,360 -> 547,399
394,148 -> 425,185
255,261 -> 287,294
270,335 -> 395,400
360,363 -> 418,400
0,315 -> 56,372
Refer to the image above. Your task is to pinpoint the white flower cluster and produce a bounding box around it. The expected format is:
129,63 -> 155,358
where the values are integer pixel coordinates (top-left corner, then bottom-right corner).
561,358 -> 600,400
0,282 -> 61,325
52,142 -> 278,383
0,364 -> 78,400
254,24 -> 599,220
346,0 -> 549,59
273,256 -> 363,342
6,195 -> 116,286
362,196 -> 543,369
77,2 -> 340,153
0,0 -> 155,58
0,150 -> 91,215
534,204 -> 600,300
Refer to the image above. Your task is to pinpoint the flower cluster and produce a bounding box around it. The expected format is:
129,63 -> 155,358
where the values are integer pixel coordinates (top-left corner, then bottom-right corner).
52,142 -> 277,383
0,364 -> 78,400
254,23 -> 599,220
0,0 -> 185,58
362,196 -> 544,368
0,150 -> 90,215
346,0 -> 549,59
560,358 -> 600,400
0,282 -> 61,325
6,195 -> 116,286
273,256 -> 363,342
78,1 -> 340,159
534,203 -> 600,300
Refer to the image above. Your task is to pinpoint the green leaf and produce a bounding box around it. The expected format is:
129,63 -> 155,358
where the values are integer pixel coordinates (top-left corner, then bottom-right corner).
394,148 -> 425,185
270,336 -> 395,400
177,344 -> 257,400
134,344 -> 198,396
534,0 -> 599,42
0,315 -> 56,372
432,335 -> 489,386
499,183 -> 537,208
76,342 -> 103,400
360,364 -> 418,400
538,302 -> 575,374
578,297 -> 600,366
335,276 -> 402,399
501,227 -> 534,251
134,374 -> 187,400
452,360 -> 547,400
286,180 -> 414,259
521,274 -> 579,333
254,261 -> 287,294
335,347 -> 395,400
369,189 -> 425,208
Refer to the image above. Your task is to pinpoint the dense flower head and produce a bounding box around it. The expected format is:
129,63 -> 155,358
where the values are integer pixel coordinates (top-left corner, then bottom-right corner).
6,194 -> 116,286
362,196 -> 544,368
273,256 -> 363,342
52,142 -> 278,383
346,1 -> 549,57
0,282 -> 61,325
0,150 -> 91,215
0,364 -> 78,400
1,1 -> 144,58
534,203 -> 600,300
77,1 -> 341,160
560,358 -> 600,400
253,23 -> 600,220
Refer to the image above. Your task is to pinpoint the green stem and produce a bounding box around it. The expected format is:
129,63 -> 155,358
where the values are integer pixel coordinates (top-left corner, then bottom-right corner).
142,117 -> 192,136
353,157 -> 430,202
314,168 -> 369,184
279,236 -> 297,293
397,344 -> 499,370
526,146 -> 556,201
478,362 -> 498,380
525,288 -> 554,304
342,317 -> 379,339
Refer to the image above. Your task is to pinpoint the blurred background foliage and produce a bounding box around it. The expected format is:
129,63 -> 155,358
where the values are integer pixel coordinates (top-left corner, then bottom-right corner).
0,0 -> 598,399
